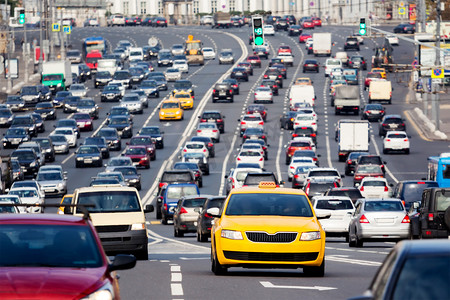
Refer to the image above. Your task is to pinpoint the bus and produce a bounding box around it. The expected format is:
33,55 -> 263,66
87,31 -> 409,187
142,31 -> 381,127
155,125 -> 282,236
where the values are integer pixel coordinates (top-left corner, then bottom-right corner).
82,37 -> 107,58
427,155 -> 450,187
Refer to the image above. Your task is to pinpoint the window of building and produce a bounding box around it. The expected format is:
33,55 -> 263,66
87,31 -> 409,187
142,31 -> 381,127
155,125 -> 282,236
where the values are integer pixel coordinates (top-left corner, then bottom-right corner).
158,1 -> 162,14
211,0 -> 217,13
193,0 -> 199,14
140,2 -> 146,15
230,0 -> 235,12
123,2 -> 129,15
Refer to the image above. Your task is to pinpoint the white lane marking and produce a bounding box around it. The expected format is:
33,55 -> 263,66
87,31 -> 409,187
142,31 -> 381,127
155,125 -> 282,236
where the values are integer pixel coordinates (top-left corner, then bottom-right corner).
179,257 -> 209,260
325,246 -> 389,255
147,229 -> 211,250
326,255 -> 382,267
326,134 -> 332,168
171,283 -> 184,296
370,134 -> 399,183
171,273 -> 182,282
171,266 -> 181,272
260,281 -> 337,291
61,153 -> 74,164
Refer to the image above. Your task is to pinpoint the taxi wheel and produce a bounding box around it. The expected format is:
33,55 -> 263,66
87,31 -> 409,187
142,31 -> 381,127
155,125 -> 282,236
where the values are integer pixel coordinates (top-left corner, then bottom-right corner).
211,249 -> 227,275
303,259 -> 325,277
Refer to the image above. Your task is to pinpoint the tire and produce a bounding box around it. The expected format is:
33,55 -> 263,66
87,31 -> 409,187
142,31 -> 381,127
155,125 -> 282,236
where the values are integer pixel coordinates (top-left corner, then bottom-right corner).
156,207 -> 162,219
345,234 -> 350,243
383,149 -> 388,154
405,149 -> 410,155
288,177 -> 292,182
355,235 -> 364,247
174,227 -> 184,237
211,249 -> 227,275
444,207 -> 450,230
145,164 -> 150,169
134,246 -> 148,260
161,216 -> 168,225
303,259 -> 325,277
199,180 -> 203,188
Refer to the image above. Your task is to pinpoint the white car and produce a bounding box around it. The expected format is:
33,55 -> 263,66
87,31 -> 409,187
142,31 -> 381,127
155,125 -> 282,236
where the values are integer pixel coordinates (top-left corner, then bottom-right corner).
277,52 -> 294,67
8,187 -> 43,213
165,68 -> 182,81
202,47 -> 216,60
225,167 -> 262,194
236,150 -> 265,169
254,86 -> 273,103
120,93 -> 143,114
69,84 -> 88,97
240,143 -> 265,158
329,67 -> 343,77
10,180 -> 46,200
200,15 -> 213,25
0,195 -> 25,213
128,47 -> 144,61
312,196 -> 355,240
293,114 -> 317,131
182,141 -> 209,158
171,44 -> 185,56
383,131 -> 410,154
263,25 -> 275,36
305,38 -> 313,49
288,156 -> 316,181
196,123 -> 220,142
358,177 -> 390,199
51,127 -> 77,148
107,82 -> 126,96
305,167 -> 343,187
105,156 -> 133,172
325,58 -> 343,77
173,60 -> 189,73
239,114 -> 264,136
386,35 -> 399,46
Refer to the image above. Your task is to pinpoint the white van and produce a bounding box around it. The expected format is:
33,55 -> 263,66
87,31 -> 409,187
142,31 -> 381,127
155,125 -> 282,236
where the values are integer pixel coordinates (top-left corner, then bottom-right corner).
66,186 -> 154,260
129,47 -> 144,61
369,80 -> 392,104
97,59 -> 120,75
289,85 -> 316,108
324,58 -> 343,77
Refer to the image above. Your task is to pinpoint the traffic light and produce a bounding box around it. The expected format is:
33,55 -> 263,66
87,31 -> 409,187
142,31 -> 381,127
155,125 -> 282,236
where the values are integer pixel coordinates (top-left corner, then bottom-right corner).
252,16 -> 264,46
19,9 -> 25,25
359,18 -> 366,35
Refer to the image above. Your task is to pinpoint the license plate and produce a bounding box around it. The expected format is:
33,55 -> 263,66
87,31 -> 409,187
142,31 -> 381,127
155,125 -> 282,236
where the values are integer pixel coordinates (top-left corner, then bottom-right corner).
376,218 -> 393,223
208,119 -> 215,123
391,124 -> 398,128
236,72 -> 243,75
85,159 -> 92,163
219,91 -> 226,96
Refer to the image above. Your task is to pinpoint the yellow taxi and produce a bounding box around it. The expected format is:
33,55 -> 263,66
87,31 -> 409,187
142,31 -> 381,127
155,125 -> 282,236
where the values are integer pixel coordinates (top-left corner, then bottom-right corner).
208,182 -> 327,276
171,91 -> 194,110
159,99 -> 184,121
371,67 -> 387,79
294,77 -> 313,86
58,194 -> 73,214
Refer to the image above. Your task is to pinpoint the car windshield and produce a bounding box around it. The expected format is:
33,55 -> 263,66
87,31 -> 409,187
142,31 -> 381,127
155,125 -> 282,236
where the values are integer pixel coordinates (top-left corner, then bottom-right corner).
225,193 -> 313,217
110,118 -> 128,125
126,147 -> 146,155
141,81 -> 157,88
0,225 -> 102,268
11,152 -> 34,160
98,130 -> 116,137
78,100 -> 95,107
55,129 -> 72,135
327,189 -> 362,200
9,189 -> 38,198
37,172 -> 62,181
21,87 -> 38,94
182,198 -> 206,208
50,135 -> 67,142
364,201 -> 403,211
403,183 -> 438,203
357,165 -> 382,174
113,72 -> 129,80
108,159 -> 131,166
7,128 -> 26,135
162,172 -> 192,181
316,199 -> 353,210
130,137 -> 151,145
115,167 -> 137,175
162,102 -> 179,109
77,191 -> 140,213
327,60 -> 341,66
78,147 -> 99,154
73,114 -> 91,120
167,186 -> 198,198
110,108 -> 128,115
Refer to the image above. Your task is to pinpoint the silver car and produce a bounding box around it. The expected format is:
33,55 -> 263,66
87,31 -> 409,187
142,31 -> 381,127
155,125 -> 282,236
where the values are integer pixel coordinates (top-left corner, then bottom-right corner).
69,84 -> 88,97
239,114 -> 264,136
104,156 -> 133,172
36,170 -> 67,197
219,49 -> 234,64
348,198 -> 410,247
196,123 -> 220,142
49,134 -> 69,154
254,86 -> 273,103
225,167 -> 262,195
120,93 -> 143,114
133,89 -> 149,108
173,195 -> 209,237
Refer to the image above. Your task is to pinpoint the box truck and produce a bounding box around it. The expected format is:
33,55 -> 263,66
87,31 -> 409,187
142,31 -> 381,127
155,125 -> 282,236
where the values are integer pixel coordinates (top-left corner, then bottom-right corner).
337,120 -> 370,161
41,60 -> 72,93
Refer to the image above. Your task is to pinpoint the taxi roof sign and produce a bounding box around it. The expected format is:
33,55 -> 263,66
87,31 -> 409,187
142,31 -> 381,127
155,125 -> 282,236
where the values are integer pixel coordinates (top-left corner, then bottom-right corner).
258,181 -> 277,189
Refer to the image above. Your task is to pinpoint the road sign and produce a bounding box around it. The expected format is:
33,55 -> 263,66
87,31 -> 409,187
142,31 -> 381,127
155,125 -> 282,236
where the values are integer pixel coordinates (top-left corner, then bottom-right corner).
63,25 -> 71,34
431,68 -> 444,79
310,1 -> 314,7
413,71 -> 419,82
412,59 -> 418,68
52,23 -> 60,32
399,7 -> 406,15
148,37 -> 158,47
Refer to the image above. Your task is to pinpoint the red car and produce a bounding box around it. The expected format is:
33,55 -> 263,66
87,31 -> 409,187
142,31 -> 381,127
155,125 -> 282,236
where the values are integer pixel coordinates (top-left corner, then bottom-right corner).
285,140 -> 313,164
277,45 -> 292,54
364,72 -> 383,89
302,19 -> 315,29
246,55 -> 261,68
128,135 -> 156,160
299,33 -> 312,43
353,164 -> 384,186
72,113 -> 94,131
246,104 -> 267,121
124,145 -> 151,169
312,17 -> 322,27
0,213 -> 136,299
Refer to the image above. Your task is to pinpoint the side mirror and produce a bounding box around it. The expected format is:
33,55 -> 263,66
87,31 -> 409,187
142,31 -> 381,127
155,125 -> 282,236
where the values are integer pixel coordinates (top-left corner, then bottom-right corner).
108,254 -> 137,272
389,183 -> 394,187
104,164 -> 107,167
157,196 -> 163,203
413,202 -> 420,209
144,204 -> 154,213
206,207 -> 221,218
222,115 -> 225,119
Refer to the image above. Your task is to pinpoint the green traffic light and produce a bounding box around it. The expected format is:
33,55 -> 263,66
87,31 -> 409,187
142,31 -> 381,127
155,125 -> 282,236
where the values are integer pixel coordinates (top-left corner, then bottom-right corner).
359,28 -> 366,35
255,36 -> 264,46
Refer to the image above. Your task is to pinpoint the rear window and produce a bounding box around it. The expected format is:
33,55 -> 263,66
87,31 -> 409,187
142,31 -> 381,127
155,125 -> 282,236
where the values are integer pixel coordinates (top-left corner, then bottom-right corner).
244,174 -> 276,185
182,198 -> 207,208
359,156 -> 382,165
162,172 -> 193,182
206,198 -> 225,209
435,192 -> 450,211
362,180 -> 386,187
294,127 -> 314,134
387,133 -> 407,139
291,142 -> 310,147
327,189 -> 362,200
364,201 -> 403,211
309,182 -> 336,195
167,186 -> 198,198
309,170 -> 339,177
202,112 -> 220,119
316,199 -> 353,210
401,182 -> 438,202
384,118 -> 403,124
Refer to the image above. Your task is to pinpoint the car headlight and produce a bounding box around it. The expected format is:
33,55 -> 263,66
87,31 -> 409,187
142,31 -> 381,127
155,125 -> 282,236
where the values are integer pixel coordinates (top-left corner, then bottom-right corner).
81,282 -> 114,300
57,83 -> 61,87
160,112 -> 165,115
131,223 -> 145,230
45,148 -> 52,153
129,178 -> 138,183
300,231 -> 321,241
77,157 -> 83,161
221,229 -> 243,240
156,137 -> 162,140
176,111 -> 180,114
29,161 -> 36,167
93,156 -> 100,160
57,183 -> 64,188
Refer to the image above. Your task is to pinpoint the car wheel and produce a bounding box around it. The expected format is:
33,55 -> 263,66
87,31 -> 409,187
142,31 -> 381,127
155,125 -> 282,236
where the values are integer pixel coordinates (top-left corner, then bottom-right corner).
303,258 -> 325,277
161,216 -> 168,225
383,148 -> 388,154
288,177 -> 292,182
134,245 -> 148,260
405,149 -> 410,155
211,248 -> 227,275
355,235 -> 364,247
156,207 -> 162,219
174,227 -> 184,237
199,180 -> 203,188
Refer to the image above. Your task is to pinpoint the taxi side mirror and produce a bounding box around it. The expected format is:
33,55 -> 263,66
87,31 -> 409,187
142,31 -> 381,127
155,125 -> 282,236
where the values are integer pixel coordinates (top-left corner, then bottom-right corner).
206,207 -> 221,218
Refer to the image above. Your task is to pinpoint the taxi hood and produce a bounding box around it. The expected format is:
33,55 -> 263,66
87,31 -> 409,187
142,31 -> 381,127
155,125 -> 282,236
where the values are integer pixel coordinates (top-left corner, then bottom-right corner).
221,215 -> 321,233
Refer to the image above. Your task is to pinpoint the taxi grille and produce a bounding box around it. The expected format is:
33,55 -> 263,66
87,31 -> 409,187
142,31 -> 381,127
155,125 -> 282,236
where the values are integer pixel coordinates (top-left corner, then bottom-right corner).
95,225 -> 130,233
223,251 -> 318,262
246,232 -> 298,243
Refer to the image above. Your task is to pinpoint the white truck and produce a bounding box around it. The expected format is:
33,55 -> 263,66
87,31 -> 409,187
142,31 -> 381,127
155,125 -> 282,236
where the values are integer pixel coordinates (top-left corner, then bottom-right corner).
41,60 -> 72,93
289,85 -> 316,108
369,80 -> 392,104
337,120 -> 370,161
313,33 -> 332,56
97,59 -> 120,75
334,85 -> 360,115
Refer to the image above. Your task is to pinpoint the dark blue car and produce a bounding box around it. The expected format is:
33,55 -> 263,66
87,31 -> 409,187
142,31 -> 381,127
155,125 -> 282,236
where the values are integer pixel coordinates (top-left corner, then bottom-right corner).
75,145 -> 103,168
157,183 -> 200,224
10,148 -> 40,177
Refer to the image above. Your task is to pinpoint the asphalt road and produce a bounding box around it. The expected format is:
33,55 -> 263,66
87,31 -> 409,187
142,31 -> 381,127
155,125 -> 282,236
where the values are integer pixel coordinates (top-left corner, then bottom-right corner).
3,24 -> 450,299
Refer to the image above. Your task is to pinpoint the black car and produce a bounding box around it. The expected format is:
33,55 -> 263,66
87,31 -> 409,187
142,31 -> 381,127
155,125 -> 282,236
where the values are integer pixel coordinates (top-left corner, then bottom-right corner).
243,172 -> 282,186
237,62 -> 253,76
63,96 -> 81,113
10,148 -> 40,177
152,17 -> 167,27
75,145 -> 103,168
83,136 -> 110,159
31,113 -> 45,133
199,110 -> 225,133
0,108 -> 13,127
10,115 -> 37,137
271,63 -> 287,79
107,115 -> 133,138
253,47 -> 269,59
94,71 -> 112,88
113,166 -> 141,190
139,126 -> 164,149
303,59 -> 320,73
96,128 -> 122,151
280,111 -> 298,130
76,98 -> 99,119
393,23 -> 415,34
153,76 -> 168,91
324,187 -> 364,203
33,137 -> 55,162
378,114 -> 406,136
260,79 -> 279,96
222,78 -> 239,95
356,155 -> 386,174
344,152 -> 368,175
196,196 -> 226,242
173,162 -> 203,188
392,180 -> 439,210
361,103 -> 385,121
107,106 -> 133,124
53,91 -> 72,108
212,83 -> 233,103
142,17 -> 152,27
191,136 -> 215,157
275,17 -> 289,31
101,85 -> 122,102
242,127 -> 266,143
6,95 -> 25,111
292,126 -> 317,144
37,85 -> 52,100
35,102 -> 57,120
182,153 -> 209,175
129,67 -> 146,85
230,67 -> 249,82
344,36 -> 360,51
2,127 -> 30,149
288,25 -> 302,36
20,85 -> 41,106
78,63 -> 92,80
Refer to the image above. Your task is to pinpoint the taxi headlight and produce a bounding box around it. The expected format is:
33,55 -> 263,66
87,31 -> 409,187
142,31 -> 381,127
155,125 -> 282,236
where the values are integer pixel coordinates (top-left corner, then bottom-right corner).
175,111 -> 180,114
81,282 -> 113,300
300,231 -> 321,241
160,112 -> 165,115
221,229 -> 243,240
131,223 -> 145,230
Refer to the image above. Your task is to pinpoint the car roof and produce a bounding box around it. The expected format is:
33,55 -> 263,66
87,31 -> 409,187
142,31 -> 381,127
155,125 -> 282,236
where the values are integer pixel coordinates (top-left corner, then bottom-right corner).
397,240 -> 450,255
0,213 -> 87,224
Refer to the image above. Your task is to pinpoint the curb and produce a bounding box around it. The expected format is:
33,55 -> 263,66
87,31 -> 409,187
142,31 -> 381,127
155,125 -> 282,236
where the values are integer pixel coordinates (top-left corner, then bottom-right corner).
407,107 -> 449,141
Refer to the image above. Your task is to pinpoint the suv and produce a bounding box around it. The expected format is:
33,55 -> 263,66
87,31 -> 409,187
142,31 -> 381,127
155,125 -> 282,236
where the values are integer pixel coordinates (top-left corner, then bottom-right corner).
199,110 -> 225,133
410,188 -> 450,239
212,83 -> 233,103
243,172 -> 283,187
344,37 -> 360,51
159,170 -> 197,193
393,180 -> 439,210
379,115 -> 406,137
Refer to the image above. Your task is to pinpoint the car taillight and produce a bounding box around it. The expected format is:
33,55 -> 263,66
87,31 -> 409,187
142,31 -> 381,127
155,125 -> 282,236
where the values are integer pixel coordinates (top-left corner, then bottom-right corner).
385,138 -> 391,141
401,123 -> 405,126
208,143 -> 213,147
197,130 -> 202,133
278,75 -> 282,78
259,157 -> 263,161
230,90 -> 233,93
311,133 -> 316,137
404,138 -> 409,142
384,186 -> 389,192
164,204 -> 167,211
183,149 -> 187,152
380,110 -> 385,113
217,119 -> 223,122
180,207 -> 188,214
213,89 -> 216,93
360,186 -> 364,191
258,122 -> 264,125
401,215 -> 410,223
311,122 -> 316,125
305,182 -> 310,194
264,75 -> 268,78
290,166 -> 295,169
294,174 -> 299,178
237,157 -> 241,161
203,149 -> 207,152
365,111 -> 369,114
261,135 -> 266,139
243,135 -> 247,139
428,213 -> 434,221
359,214 -> 370,223
212,129 -> 218,132
354,175 -> 362,180
200,119 -> 206,122
347,160 -> 352,164
204,213 -> 212,218
241,121 -> 246,125
369,92 -> 371,97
